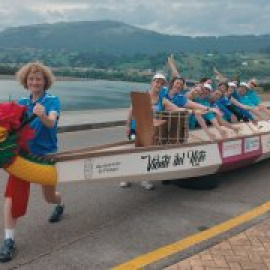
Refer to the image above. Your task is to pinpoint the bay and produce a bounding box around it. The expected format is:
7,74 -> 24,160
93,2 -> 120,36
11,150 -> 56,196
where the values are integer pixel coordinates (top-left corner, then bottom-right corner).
0,79 -> 149,111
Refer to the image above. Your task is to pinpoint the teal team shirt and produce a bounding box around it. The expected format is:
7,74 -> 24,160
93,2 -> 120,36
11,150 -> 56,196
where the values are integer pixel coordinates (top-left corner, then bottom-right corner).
194,96 -> 215,122
237,94 -> 255,107
246,89 -> 261,106
18,91 -> 60,156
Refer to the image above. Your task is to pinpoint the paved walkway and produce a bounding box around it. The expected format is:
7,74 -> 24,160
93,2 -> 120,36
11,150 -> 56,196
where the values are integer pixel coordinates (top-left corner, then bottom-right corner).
166,218 -> 270,270
60,108 -> 270,270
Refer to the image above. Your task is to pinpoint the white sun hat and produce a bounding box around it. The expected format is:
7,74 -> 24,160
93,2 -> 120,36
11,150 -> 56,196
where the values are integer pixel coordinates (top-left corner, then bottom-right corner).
239,82 -> 248,88
152,73 -> 166,81
203,83 -> 213,91
228,82 -> 237,87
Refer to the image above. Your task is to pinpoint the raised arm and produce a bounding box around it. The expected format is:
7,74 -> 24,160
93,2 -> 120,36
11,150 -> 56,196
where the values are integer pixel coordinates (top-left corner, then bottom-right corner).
213,67 -> 227,82
168,54 -> 180,79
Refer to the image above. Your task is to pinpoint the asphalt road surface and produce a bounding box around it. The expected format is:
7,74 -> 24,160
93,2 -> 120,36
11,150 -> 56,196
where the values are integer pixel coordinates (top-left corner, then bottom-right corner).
0,126 -> 270,270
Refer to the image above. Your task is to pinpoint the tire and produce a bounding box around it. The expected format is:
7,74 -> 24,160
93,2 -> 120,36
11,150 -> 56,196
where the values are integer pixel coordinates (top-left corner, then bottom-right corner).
173,176 -> 220,190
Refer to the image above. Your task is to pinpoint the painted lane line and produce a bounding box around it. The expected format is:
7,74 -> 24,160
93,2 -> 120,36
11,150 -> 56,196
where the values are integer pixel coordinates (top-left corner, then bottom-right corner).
112,201 -> 270,270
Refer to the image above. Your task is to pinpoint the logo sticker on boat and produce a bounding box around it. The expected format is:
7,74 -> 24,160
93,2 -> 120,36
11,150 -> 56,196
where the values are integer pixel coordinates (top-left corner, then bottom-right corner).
244,137 -> 260,153
222,140 -> 242,158
220,136 -> 262,167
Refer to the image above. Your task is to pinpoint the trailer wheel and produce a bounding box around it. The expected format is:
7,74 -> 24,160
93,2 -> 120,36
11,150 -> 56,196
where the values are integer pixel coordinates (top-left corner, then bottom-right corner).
174,176 -> 220,190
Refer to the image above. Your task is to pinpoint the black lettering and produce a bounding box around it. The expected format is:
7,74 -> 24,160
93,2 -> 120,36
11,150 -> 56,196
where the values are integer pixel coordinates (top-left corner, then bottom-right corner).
187,150 -> 206,167
141,154 -> 171,171
173,153 -> 185,166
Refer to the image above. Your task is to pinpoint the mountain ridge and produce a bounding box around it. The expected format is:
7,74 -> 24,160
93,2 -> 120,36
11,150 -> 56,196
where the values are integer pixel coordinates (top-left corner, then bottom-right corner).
0,20 -> 269,55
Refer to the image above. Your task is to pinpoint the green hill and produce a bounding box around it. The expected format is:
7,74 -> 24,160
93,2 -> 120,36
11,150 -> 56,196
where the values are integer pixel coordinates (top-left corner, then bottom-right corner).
0,20 -> 269,55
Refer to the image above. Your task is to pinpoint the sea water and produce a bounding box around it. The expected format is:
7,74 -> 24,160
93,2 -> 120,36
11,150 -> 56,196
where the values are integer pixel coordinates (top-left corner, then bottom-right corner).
0,79 -> 149,111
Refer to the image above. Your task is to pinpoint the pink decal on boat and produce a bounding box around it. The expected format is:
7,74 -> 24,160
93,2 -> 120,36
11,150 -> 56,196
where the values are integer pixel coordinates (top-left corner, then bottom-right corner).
218,136 -> 262,172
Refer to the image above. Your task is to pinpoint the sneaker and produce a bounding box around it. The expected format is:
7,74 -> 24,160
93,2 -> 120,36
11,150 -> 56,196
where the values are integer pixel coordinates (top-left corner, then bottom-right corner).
120,181 -> 131,188
0,239 -> 16,263
140,181 -> 155,190
49,204 -> 65,223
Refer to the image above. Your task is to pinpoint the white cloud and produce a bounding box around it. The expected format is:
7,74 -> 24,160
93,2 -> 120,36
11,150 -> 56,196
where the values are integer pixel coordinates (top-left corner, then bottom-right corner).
0,0 -> 269,36
27,3 -> 90,23
30,3 -> 90,13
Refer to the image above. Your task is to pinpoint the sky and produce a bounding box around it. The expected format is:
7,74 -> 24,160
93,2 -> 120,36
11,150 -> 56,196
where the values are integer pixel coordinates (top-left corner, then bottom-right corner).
0,0 -> 269,36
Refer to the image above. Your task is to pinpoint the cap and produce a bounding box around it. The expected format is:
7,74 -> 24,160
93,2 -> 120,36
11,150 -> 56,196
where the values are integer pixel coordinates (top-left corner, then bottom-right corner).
239,82 -> 248,88
152,73 -> 166,81
228,82 -> 237,87
203,83 -> 213,91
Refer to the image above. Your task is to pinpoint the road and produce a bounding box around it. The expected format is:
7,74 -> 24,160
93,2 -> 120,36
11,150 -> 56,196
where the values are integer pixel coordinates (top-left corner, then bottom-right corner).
0,126 -> 270,269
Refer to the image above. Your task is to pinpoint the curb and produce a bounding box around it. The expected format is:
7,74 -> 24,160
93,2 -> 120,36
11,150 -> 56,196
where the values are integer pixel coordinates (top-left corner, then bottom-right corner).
58,120 -> 126,133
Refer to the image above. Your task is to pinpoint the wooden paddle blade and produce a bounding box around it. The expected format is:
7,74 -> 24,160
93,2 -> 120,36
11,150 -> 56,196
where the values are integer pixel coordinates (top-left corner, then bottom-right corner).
131,92 -> 154,147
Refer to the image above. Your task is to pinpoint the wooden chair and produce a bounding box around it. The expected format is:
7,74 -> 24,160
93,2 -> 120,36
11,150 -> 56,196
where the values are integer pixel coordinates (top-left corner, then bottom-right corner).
131,92 -> 165,147
131,92 -> 189,147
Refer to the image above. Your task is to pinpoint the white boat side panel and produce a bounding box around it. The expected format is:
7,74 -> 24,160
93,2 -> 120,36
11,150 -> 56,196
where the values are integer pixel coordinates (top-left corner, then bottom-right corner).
123,165 -> 221,183
57,160 -> 86,183
62,165 -> 220,184
57,161 -> 220,184
261,134 -> 270,154
56,121 -> 270,183
57,144 -> 221,183
256,133 -> 270,162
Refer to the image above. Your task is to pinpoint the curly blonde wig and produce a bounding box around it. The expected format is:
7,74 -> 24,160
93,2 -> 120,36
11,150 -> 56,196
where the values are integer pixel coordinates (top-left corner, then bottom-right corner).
16,62 -> 55,90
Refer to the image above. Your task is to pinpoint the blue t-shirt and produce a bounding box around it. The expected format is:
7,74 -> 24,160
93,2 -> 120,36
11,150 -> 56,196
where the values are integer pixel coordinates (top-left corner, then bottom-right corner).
18,91 -> 60,156
159,88 -> 188,109
180,89 -> 189,95
219,96 -> 231,107
226,92 -> 254,120
214,100 -> 233,120
232,90 -> 241,101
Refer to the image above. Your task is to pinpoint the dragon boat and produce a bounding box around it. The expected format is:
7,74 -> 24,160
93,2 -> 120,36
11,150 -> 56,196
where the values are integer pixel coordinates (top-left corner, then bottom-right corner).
1,92 -> 270,190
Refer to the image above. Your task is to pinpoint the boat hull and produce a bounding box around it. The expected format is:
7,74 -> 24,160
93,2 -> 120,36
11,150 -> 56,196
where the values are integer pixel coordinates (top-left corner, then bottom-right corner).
56,121 -> 270,184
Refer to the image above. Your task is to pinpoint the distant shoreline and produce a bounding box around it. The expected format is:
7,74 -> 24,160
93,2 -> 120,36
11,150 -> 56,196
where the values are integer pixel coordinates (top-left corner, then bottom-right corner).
1,74 -> 269,101
0,74 -> 93,81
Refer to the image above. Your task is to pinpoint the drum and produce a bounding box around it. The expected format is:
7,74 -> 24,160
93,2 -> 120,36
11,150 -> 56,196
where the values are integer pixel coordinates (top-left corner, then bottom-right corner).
153,111 -> 189,145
